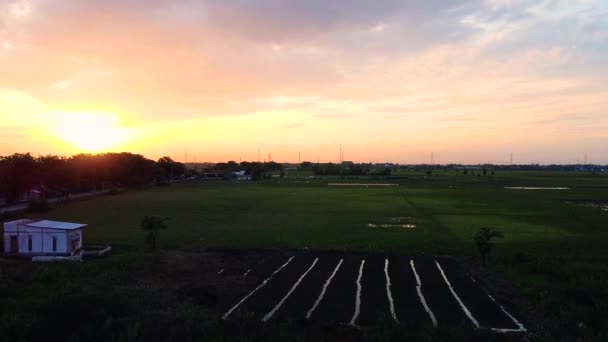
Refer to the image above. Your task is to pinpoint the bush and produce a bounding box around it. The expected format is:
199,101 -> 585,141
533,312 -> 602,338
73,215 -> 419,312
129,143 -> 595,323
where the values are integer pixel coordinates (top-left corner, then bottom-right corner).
473,227 -> 503,266
27,198 -> 50,213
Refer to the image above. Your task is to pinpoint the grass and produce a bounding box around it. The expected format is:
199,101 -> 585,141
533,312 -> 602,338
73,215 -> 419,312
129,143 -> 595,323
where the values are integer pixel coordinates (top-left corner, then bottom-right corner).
2,171 -> 608,341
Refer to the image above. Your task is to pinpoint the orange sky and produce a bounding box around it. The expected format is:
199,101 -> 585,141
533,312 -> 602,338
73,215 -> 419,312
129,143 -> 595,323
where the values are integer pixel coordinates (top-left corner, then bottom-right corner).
1,0 -> 607,164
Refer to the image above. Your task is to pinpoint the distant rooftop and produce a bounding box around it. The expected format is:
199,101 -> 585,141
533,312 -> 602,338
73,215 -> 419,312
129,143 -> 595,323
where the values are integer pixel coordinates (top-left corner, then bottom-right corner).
25,220 -> 87,230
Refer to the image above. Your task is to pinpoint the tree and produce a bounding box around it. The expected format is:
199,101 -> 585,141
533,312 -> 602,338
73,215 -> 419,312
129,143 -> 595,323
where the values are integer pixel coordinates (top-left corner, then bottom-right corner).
378,167 -> 391,176
300,161 -> 313,170
27,197 -> 51,213
141,216 -> 167,251
0,153 -> 38,203
158,156 -> 186,182
474,227 -> 504,266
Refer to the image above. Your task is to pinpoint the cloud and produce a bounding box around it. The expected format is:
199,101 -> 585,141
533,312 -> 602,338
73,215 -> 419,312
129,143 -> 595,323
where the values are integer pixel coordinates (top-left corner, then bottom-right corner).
8,0 -> 31,19
52,79 -> 71,89
0,40 -> 11,54
534,113 -> 589,125
0,0 -> 607,162
314,112 -> 352,120
281,122 -> 304,129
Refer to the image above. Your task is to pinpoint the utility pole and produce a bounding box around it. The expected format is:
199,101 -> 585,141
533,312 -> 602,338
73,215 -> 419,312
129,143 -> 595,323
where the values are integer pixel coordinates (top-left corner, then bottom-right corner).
268,152 -> 271,162
339,144 -> 342,163
258,149 -> 260,162
510,152 -> 513,165
298,152 -> 301,164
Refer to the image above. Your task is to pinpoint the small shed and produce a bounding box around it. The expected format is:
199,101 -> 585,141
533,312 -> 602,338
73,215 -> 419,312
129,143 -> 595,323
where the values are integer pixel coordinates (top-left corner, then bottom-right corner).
233,170 -> 252,181
3,219 -> 86,257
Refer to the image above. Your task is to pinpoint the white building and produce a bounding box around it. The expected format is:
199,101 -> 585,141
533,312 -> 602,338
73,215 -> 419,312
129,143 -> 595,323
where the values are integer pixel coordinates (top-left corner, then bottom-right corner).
3,219 -> 86,257
233,170 -> 252,181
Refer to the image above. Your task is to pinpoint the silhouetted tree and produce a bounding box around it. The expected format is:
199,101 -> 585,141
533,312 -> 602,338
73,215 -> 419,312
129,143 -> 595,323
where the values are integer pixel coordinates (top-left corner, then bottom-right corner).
158,156 -> 186,182
474,228 -> 504,266
141,216 -> 167,251
300,161 -> 313,170
0,153 -> 38,203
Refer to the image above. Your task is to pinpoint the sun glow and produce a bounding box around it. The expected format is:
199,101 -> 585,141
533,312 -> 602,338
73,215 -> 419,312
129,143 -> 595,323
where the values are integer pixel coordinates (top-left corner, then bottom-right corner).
51,112 -> 131,152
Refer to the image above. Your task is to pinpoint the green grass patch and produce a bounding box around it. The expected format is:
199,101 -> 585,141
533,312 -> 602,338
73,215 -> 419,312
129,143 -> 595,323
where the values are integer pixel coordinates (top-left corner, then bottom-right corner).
3,172 -> 608,340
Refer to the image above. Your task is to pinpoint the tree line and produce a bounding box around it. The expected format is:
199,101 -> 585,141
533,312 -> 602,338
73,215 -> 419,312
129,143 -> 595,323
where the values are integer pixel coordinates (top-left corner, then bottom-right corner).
299,162 -> 391,176
0,153 -> 188,204
0,153 -> 291,204
208,161 -> 283,180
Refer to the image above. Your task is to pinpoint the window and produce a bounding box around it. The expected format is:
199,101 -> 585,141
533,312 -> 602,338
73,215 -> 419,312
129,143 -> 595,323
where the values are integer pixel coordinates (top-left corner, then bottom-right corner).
28,236 -> 32,251
52,237 -> 57,252
9,236 -> 18,253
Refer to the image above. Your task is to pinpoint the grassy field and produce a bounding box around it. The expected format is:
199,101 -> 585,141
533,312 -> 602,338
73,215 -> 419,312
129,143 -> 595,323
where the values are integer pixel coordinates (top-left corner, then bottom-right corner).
2,171 -> 608,341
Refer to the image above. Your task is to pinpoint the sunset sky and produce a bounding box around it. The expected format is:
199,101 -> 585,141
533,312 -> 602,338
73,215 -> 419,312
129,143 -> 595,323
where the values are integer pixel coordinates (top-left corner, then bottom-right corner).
1,0 -> 607,164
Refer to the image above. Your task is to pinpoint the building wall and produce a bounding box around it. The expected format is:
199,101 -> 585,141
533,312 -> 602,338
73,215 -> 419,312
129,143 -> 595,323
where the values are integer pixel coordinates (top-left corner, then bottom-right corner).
66,230 -> 83,253
3,222 -> 80,256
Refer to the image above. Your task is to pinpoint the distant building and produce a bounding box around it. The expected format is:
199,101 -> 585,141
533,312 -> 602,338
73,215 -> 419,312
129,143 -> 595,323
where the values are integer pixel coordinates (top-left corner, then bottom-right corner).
3,219 -> 86,257
233,171 -> 252,181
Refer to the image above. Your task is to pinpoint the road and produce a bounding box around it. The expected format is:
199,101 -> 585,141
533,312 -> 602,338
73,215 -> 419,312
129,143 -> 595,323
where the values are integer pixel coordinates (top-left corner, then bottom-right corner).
0,190 -> 111,214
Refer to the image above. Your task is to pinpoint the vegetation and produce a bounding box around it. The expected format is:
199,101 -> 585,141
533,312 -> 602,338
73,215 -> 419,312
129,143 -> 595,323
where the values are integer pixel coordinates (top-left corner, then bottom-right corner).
473,228 -> 504,266
141,216 -> 168,251
26,198 -> 51,213
210,161 -> 283,180
1,170 -> 608,340
309,162 -> 392,176
0,153 -> 187,204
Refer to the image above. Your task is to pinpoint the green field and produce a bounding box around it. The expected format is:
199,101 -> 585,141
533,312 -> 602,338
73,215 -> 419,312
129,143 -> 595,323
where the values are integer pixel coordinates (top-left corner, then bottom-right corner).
33,174 -> 608,256
2,171 -> 608,341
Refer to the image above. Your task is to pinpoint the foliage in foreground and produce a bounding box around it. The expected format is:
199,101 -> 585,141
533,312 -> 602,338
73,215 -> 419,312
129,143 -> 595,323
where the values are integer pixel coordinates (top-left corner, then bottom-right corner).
474,228 -> 504,266
141,216 -> 168,251
0,254 -> 525,342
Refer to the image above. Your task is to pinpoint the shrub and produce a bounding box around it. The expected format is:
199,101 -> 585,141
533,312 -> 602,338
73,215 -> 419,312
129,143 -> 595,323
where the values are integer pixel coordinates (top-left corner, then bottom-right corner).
141,216 -> 168,251
474,227 -> 504,266
27,198 -> 51,213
